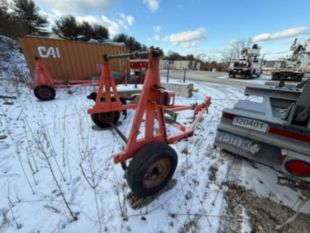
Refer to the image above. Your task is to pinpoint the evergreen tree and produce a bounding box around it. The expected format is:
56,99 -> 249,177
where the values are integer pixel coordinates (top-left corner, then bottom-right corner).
53,15 -> 109,40
113,33 -> 128,43
185,54 -> 195,61
92,25 -> 109,39
0,0 -> 7,15
0,0 -> 29,38
0,0 -> 9,35
53,16 -> 80,40
13,0 -> 48,36
113,33 -> 148,52
78,21 -> 93,40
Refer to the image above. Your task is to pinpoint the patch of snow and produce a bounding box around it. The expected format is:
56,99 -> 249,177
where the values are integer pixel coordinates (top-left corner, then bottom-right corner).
240,207 -> 251,233
0,35 -> 308,233
0,35 -> 31,82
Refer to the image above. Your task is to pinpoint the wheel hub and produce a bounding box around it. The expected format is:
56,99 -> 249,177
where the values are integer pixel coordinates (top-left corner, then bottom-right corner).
91,111 -> 120,129
97,112 -> 117,124
38,87 -> 52,99
143,158 -> 171,188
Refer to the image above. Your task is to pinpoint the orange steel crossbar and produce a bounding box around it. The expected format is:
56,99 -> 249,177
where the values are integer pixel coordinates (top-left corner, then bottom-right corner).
112,49 -> 212,164
33,58 -> 98,89
87,57 -> 136,115
33,58 -> 54,87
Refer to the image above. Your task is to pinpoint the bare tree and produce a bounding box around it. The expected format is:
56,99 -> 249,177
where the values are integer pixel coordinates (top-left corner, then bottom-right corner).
228,38 -> 253,60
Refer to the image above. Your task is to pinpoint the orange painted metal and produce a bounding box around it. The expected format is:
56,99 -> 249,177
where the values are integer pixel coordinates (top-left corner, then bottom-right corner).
19,36 -> 129,81
33,58 -> 98,88
87,59 -> 136,116
34,57 -> 54,87
112,50 -> 212,164
85,49 -> 211,165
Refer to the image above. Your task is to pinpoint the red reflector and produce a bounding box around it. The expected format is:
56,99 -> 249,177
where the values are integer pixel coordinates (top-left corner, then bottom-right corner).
223,113 -> 234,119
285,160 -> 310,177
269,127 -> 310,143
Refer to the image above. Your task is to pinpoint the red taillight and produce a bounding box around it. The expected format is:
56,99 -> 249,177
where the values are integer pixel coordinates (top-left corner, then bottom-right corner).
269,127 -> 310,143
223,113 -> 234,119
285,160 -> 310,177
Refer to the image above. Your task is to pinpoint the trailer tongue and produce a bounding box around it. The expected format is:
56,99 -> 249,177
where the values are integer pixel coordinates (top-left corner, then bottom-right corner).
215,80 -> 310,183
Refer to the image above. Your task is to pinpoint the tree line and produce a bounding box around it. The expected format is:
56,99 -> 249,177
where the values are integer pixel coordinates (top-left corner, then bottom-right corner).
0,0 -> 148,52
0,0 -> 231,70
0,0 -> 48,38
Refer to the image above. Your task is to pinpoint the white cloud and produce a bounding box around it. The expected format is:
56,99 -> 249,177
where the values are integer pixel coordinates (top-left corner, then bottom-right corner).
100,16 -> 121,35
40,10 -> 59,24
253,27 -> 309,42
38,0 -> 115,15
180,41 -> 197,48
116,13 -> 135,26
126,16 -> 134,26
153,35 -> 160,41
164,28 -> 207,48
153,25 -> 162,33
143,0 -> 159,13
76,13 -> 135,36
76,16 -> 101,25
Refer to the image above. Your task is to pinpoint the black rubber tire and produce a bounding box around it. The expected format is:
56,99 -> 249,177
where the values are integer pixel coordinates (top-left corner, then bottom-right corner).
285,74 -> 293,81
126,142 -> 178,197
91,111 -> 120,128
271,73 -> 279,80
294,75 -> 303,82
34,84 -> 56,101
228,73 -> 235,79
285,74 -> 296,81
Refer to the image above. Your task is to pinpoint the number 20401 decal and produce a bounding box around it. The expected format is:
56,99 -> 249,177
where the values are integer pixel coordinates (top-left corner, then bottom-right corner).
232,117 -> 269,132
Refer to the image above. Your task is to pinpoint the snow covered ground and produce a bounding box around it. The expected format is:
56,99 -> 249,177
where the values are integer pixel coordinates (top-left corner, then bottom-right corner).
217,74 -> 271,85
0,36 -> 309,233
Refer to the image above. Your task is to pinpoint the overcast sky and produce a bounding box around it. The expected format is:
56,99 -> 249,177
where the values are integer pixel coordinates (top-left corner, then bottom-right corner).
34,0 -> 310,60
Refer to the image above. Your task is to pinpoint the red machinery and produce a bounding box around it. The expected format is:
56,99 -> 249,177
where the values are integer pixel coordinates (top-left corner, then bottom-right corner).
130,59 -> 148,70
128,59 -> 148,84
87,49 -> 211,197
33,57 -> 98,101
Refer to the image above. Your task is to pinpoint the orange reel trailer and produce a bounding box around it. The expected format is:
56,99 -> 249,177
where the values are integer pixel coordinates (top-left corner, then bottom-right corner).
88,48 -> 211,197
33,57 -> 98,101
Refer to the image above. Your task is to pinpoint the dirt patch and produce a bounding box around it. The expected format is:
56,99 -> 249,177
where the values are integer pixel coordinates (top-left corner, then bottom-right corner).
208,165 -> 218,182
222,182 -> 310,233
177,214 -> 201,233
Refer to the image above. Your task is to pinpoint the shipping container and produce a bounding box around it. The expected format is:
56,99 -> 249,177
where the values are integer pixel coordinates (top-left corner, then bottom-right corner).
19,36 -> 129,81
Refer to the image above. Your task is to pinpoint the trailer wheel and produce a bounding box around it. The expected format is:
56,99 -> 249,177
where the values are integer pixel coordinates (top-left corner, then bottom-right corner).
295,74 -> 303,82
34,84 -> 56,101
285,74 -> 293,80
229,73 -> 235,79
91,111 -> 120,128
126,142 -> 178,197
271,73 -> 279,80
